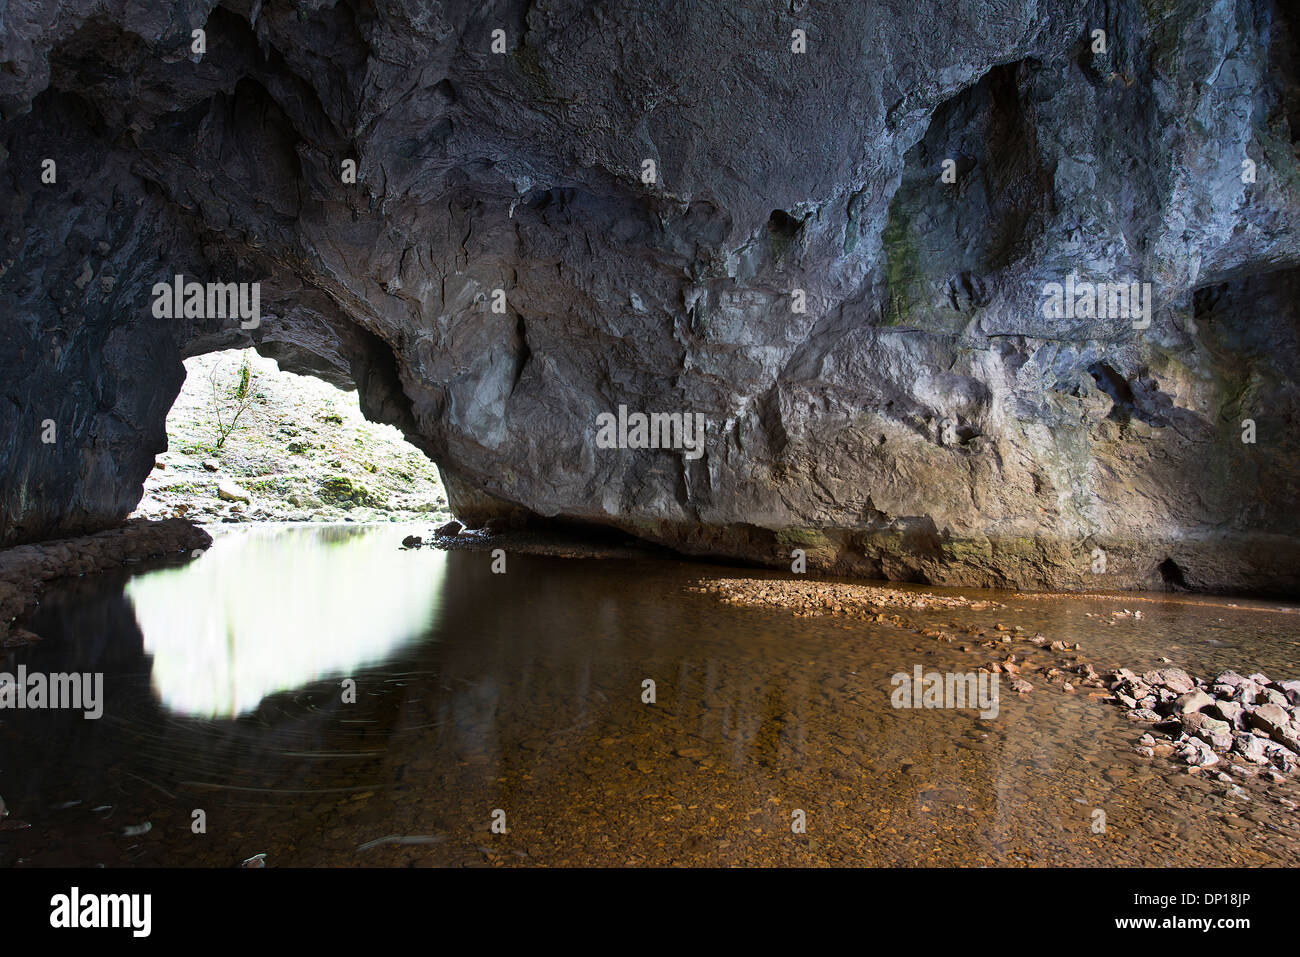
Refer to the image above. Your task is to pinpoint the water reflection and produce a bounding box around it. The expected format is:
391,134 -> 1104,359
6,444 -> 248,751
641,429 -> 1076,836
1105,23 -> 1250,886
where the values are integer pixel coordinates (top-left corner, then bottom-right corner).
3,527 -> 1299,868
124,525 -> 445,717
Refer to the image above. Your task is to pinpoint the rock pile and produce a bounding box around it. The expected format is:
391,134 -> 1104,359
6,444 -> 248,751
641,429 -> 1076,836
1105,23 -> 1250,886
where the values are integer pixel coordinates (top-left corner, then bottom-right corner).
692,572 -> 1300,788
689,578 -> 1003,617
1109,667 -> 1300,779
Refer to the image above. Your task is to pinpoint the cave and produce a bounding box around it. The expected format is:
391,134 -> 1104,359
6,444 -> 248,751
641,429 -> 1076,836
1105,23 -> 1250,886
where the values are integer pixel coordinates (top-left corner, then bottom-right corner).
2,0 -> 1300,886
1157,556 -> 1189,590
3,0 -> 1300,594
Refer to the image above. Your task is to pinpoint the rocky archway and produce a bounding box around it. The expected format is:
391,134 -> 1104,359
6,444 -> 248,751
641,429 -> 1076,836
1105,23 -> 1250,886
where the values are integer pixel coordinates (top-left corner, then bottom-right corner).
4,0 -> 1300,593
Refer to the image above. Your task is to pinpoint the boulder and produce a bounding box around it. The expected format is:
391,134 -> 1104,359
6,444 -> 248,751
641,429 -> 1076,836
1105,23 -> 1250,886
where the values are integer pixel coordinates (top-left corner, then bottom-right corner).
1233,681 -> 1262,706
1279,680 -> 1300,707
1167,690 -> 1215,716
217,481 -> 252,504
1181,713 -> 1234,752
1248,702 -> 1295,741
1213,671 -> 1250,689
1233,734 -> 1270,765
1143,668 -> 1195,694
1209,700 -> 1246,729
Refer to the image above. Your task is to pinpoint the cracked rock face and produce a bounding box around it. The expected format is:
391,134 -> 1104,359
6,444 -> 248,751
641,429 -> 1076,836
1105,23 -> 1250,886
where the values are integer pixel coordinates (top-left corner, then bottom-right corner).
3,0 -> 1300,593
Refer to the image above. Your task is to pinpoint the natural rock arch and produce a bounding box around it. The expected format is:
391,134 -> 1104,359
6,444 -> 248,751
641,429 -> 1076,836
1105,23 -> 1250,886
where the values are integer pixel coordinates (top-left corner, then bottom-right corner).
4,0 -> 1300,593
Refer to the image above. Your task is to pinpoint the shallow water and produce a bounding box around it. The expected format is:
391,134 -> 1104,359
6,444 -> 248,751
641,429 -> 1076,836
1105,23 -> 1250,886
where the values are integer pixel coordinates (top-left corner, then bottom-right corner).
1,523 -> 1298,867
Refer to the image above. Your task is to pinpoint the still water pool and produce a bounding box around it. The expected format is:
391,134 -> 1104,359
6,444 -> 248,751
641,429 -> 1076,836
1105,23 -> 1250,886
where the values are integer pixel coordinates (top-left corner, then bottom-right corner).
1,523 -> 1298,866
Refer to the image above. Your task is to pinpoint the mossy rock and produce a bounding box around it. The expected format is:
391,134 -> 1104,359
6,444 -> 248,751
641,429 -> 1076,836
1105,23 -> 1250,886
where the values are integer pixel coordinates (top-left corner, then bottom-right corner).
318,475 -> 384,508
775,527 -> 832,548
940,537 -> 994,562
881,195 -> 921,326
318,475 -> 358,503
248,477 -> 291,495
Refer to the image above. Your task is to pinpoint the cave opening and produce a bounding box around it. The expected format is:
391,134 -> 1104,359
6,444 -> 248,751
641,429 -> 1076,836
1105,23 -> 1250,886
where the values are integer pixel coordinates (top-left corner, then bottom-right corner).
130,347 -> 450,526
1157,557 -> 1189,590
767,208 -> 803,241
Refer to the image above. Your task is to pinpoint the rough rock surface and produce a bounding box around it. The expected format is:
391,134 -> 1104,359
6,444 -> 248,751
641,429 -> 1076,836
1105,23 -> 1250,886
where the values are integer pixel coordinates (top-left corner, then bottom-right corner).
3,0 -> 1300,592
0,518 -> 211,644
1111,666 -> 1300,775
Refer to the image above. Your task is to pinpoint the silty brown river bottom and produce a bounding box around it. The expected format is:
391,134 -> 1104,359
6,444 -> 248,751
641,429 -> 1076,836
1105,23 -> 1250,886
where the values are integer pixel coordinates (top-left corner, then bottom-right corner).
1,523 -> 1297,866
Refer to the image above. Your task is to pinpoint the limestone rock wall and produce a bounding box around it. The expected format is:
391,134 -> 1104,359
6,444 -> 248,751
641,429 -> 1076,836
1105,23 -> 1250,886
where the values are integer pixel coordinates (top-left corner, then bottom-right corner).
3,0 -> 1300,592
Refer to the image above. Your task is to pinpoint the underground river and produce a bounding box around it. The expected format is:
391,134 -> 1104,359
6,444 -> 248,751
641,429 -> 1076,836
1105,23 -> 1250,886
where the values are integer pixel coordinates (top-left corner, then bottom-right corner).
1,523 -> 1298,867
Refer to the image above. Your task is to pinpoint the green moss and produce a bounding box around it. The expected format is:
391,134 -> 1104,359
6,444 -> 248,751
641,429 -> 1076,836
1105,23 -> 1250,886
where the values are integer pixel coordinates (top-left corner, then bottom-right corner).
775,528 -> 832,548
157,479 -> 206,494
881,196 -> 921,326
318,475 -> 354,500
940,537 -> 994,562
858,528 -> 909,551
318,475 -> 385,508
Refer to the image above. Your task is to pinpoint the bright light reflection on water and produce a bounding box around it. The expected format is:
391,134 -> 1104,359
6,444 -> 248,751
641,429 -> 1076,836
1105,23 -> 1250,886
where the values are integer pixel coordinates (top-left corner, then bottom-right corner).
125,524 -> 444,717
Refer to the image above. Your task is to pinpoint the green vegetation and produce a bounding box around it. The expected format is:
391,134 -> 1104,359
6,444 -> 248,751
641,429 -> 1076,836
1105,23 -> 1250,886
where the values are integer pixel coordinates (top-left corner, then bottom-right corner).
881,196 -> 921,326
132,349 -> 451,525
207,353 -> 257,450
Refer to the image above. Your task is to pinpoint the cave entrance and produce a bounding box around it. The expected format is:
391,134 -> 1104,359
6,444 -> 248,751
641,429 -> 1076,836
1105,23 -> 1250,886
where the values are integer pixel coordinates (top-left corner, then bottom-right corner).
130,348 -> 450,525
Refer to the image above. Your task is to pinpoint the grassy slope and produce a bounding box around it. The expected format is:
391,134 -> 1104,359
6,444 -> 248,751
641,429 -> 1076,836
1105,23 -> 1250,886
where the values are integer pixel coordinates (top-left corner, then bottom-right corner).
132,349 -> 451,525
